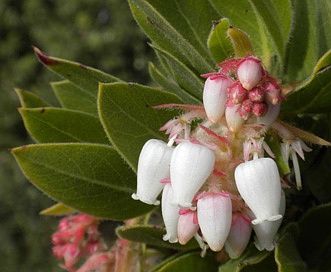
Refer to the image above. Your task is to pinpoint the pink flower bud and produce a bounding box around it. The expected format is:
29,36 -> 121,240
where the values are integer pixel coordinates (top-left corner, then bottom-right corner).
224,213 -> 252,259
225,104 -> 245,132
248,87 -> 265,102
263,81 -> 281,105
197,192 -> 232,251
239,99 -> 253,120
132,139 -> 173,205
203,75 -> 234,123
237,56 -> 263,91
256,102 -> 280,129
177,209 -> 199,245
228,81 -> 247,105
252,102 -> 268,117
234,158 -> 282,225
161,183 -> 180,243
170,142 -> 215,208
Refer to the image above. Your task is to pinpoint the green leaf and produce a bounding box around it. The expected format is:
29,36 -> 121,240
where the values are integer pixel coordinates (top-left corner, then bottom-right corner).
207,18 -> 235,63
281,50 -> 331,114
51,80 -> 98,116
227,26 -> 254,58
296,203 -> 331,271
34,47 -> 121,98
116,224 -> 199,250
148,62 -> 200,104
150,251 -> 218,272
19,107 -> 108,144
248,0 -> 292,64
12,143 -> 152,220
15,88 -> 49,108
275,229 -> 307,272
98,82 -> 182,171
150,43 -> 204,101
219,244 -> 272,272
284,0 -> 331,82
209,0 -> 275,71
40,203 -> 75,216
128,0 -> 214,74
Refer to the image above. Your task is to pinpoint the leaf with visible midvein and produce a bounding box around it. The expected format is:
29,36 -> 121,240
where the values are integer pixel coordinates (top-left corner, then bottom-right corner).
150,43 -> 204,101
128,0 -> 214,74
284,0 -> 331,83
52,80 -> 98,116
12,143 -> 153,219
98,82 -> 182,171
207,18 -> 235,63
34,47 -> 121,98
19,107 -> 108,144
281,50 -> 331,114
148,63 -> 200,104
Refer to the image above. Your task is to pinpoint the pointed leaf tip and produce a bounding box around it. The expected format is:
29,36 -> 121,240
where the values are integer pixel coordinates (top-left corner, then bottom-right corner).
33,46 -> 59,66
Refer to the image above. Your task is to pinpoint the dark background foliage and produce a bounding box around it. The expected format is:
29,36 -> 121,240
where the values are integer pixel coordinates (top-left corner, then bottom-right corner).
0,0 -> 153,270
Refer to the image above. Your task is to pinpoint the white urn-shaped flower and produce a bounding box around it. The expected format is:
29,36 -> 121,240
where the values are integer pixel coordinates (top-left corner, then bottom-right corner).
132,139 -> 173,205
203,75 -> 234,123
234,158 -> 282,225
197,191 -> 232,251
170,141 -> 215,208
161,182 -> 180,243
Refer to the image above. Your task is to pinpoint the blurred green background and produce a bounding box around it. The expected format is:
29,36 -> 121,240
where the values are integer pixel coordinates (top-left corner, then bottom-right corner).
0,0 -> 153,271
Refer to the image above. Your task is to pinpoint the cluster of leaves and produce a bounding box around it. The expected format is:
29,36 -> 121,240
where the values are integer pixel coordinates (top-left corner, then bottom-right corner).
11,0 -> 331,271
0,0 -> 153,270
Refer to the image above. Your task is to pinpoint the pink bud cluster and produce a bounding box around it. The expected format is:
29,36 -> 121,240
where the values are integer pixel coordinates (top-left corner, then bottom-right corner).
202,56 -> 283,132
132,55 -> 312,258
52,213 -> 110,272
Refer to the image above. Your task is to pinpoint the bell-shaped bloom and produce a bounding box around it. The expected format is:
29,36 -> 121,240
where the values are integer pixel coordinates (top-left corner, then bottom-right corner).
234,158 -> 282,225
177,209 -> 199,245
132,139 -> 173,205
225,103 -> 245,132
263,81 -> 281,105
224,213 -> 252,259
250,190 -> 286,251
237,56 -> 263,91
170,141 -> 215,208
161,182 -> 180,243
197,191 -> 232,251
203,75 -> 234,123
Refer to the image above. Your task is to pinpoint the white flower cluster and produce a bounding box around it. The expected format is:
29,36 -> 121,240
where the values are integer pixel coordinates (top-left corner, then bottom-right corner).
132,55 -> 310,258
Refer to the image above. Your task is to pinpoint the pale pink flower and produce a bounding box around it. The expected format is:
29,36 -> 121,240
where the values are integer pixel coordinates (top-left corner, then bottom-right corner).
177,209 -> 199,245
197,191 -> 232,251
237,56 -> 263,91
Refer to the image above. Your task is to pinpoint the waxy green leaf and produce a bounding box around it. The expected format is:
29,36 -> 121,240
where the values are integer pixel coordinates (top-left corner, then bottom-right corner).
281,50 -> 331,114
148,62 -> 200,104
34,47 -> 121,97
207,18 -> 234,63
52,80 -> 98,116
128,0 -> 214,74
150,252 -> 218,272
227,26 -> 254,58
150,44 -> 204,101
116,225 -> 199,250
284,0 -> 331,82
15,89 -> 49,108
98,82 -> 182,171
12,143 -> 152,219
19,107 -> 108,144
